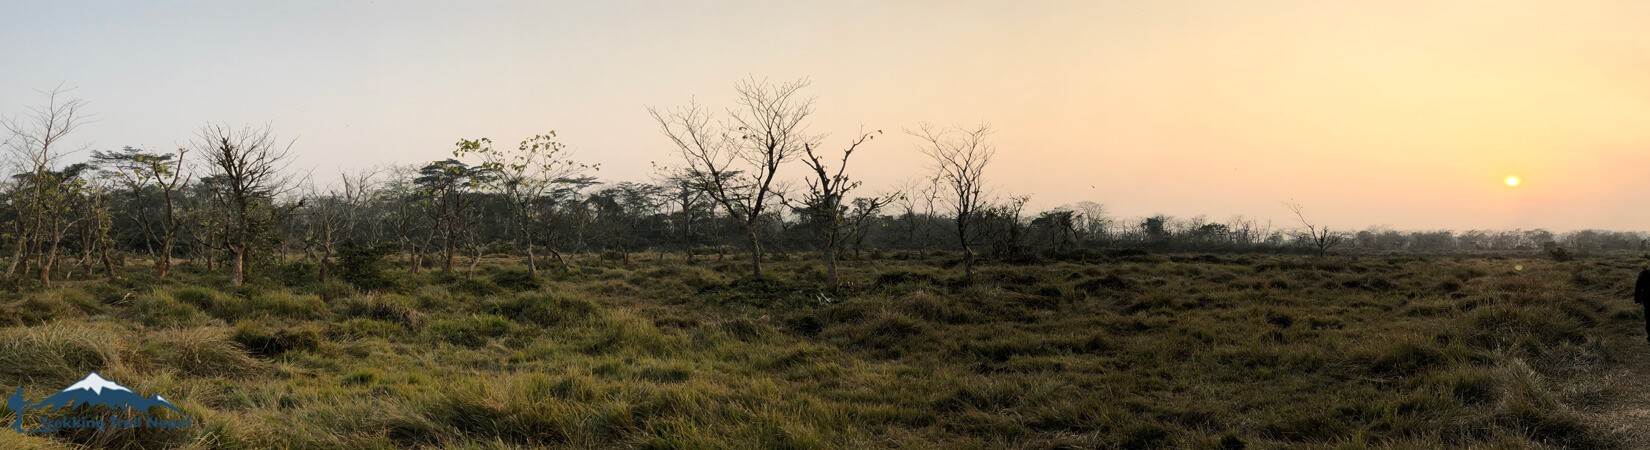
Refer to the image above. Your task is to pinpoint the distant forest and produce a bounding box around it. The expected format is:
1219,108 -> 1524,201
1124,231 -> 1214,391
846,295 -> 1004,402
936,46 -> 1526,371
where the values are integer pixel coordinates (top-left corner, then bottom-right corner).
3,82 -> 1641,288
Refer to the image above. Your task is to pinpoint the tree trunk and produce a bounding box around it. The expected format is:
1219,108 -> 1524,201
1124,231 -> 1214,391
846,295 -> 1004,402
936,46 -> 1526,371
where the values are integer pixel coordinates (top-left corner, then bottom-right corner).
466,245 -> 482,278
320,247 -> 332,280
548,248 -> 570,273
5,232 -> 27,280
231,224 -> 248,286
958,219 -> 973,282
824,247 -> 839,292
747,228 -> 763,278
443,234 -> 456,272
231,246 -> 246,286
99,244 -> 116,280
79,230 -> 93,277
157,234 -> 174,279
823,225 -> 841,291
525,245 -> 537,278
41,233 -> 60,287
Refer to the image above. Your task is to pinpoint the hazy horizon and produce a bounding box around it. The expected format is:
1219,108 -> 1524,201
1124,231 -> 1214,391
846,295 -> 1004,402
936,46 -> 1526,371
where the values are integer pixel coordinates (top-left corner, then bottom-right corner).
4,1 -> 1647,232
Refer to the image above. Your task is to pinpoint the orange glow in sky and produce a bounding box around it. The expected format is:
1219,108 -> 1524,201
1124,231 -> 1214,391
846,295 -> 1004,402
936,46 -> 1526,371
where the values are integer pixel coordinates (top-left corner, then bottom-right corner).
1,1 -> 1647,231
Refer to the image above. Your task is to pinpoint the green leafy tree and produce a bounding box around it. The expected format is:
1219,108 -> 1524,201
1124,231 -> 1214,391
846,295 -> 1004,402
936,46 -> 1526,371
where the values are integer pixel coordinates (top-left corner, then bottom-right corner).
455,133 -> 596,277
91,146 -> 190,278
413,159 -> 491,272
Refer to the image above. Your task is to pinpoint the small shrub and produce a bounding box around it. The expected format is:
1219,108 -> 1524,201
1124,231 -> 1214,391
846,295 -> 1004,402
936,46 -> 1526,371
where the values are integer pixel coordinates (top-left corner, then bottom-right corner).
334,241 -> 398,290
1542,242 -> 1572,262
279,260 -> 320,286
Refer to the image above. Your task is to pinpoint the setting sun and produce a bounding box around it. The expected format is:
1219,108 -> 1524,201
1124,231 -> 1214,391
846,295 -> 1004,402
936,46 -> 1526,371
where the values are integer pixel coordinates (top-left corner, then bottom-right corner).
1504,175 -> 1521,187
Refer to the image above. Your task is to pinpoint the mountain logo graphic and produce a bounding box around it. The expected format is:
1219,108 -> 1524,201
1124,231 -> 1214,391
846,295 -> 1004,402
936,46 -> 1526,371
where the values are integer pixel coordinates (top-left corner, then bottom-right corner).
7,372 -> 186,434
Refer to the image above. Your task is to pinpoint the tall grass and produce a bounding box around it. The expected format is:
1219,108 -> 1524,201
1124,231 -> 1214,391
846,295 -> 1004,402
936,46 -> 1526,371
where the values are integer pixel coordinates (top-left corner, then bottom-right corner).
0,254 -> 1640,447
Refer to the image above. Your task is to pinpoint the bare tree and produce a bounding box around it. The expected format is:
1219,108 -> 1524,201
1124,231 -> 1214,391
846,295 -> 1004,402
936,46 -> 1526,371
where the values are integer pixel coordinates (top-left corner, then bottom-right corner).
1285,200 -> 1342,257
298,168 -> 379,280
384,164 -> 435,274
799,129 -> 898,291
195,124 -> 295,285
336,167 -> 382,245
1069,201 -> 1111,246
3,86 -> 95,285
71,171 -> 118,279
649,77 -> 815,278
653,164 -> 709,263
889,177 -> 943,257
908,123 -> 995,281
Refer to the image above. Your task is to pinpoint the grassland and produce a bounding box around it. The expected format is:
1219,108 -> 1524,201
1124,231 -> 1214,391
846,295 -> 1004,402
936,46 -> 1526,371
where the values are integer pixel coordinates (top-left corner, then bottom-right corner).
0,252 -> 1646,448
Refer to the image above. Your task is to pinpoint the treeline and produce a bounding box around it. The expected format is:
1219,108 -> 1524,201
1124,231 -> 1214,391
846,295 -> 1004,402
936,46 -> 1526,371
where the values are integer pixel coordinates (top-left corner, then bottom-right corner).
2,82 -> 1640,288
1069,213 -> 1647,256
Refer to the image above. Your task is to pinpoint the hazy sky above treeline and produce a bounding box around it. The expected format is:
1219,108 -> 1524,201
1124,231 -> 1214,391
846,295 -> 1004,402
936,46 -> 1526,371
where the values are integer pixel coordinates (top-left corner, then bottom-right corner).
2,1 -> 1647,232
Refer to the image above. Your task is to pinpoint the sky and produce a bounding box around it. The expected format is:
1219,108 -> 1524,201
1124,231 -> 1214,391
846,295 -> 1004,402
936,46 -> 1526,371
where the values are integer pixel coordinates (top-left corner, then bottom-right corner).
2,1 -> 1648,232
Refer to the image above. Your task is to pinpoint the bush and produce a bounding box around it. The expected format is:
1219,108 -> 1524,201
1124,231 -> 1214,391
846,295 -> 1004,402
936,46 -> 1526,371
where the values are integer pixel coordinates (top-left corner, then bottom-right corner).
1542,242 -> 1573,262
280,260 -> 320,286
335,241 -> 398,290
